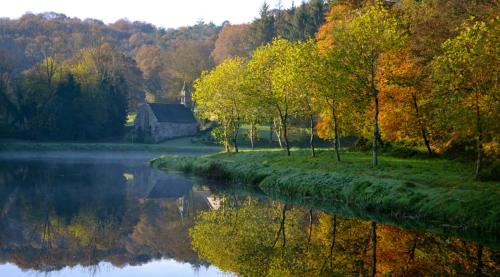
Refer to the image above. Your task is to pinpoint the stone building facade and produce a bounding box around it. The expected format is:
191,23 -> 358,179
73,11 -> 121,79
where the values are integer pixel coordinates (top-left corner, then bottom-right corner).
134,103 -> 198,142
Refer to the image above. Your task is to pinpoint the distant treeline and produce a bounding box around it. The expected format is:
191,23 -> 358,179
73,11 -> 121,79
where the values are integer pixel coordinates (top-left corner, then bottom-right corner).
0,0 -> 328,140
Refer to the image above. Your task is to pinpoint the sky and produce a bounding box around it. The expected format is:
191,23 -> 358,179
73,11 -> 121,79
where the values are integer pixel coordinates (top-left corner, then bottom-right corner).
0,0 -> 296,28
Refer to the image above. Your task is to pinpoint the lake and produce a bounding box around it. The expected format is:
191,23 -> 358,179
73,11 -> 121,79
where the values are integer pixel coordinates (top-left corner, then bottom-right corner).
0,152 -> 498,276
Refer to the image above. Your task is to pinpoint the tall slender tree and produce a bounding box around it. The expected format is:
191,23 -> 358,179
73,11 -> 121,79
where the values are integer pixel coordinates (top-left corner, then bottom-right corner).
330,4 -> 406,166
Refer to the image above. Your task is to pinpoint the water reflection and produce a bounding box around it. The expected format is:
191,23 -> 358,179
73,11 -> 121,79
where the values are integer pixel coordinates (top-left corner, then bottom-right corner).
190,193 -> 500,276
0,158 -> 224,276
0,157 -> 499,276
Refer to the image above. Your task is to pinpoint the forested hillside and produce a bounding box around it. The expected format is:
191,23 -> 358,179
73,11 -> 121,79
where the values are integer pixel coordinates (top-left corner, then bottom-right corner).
0,0 -> 326,140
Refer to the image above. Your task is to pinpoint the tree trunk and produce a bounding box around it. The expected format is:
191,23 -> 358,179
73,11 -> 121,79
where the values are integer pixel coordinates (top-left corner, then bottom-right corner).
371,221 -> 377,277
309,114 -> 316,157
307,209 -> 313,247
249,122 -> 255,150
223,123 -> 230,152
274,119 -> 284,150
411,93 -> 433,156
232,122 -> 239,153
332,100 -> 341,162
372,93 -> 380,167
475,244 -> 483,276
282,117 -> 291,156
407,239 -> 417,264
474,91 -> 482,180
271,204 -> 288,249
329,214 -> 337,269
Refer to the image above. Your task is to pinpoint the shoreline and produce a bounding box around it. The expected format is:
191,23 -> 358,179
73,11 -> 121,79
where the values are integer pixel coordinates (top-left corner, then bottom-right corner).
150,150 -> 500,238
0,139 -> 221,154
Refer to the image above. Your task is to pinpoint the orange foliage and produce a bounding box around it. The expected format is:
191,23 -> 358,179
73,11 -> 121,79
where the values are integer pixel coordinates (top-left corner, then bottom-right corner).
211,24 -> 251,65
316,112 -> 333,140
378,49 -> 426,142
316,4 -> 353,53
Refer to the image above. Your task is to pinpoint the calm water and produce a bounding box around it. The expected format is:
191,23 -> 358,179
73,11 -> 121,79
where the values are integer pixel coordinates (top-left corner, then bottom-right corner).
0,153 -> 498,276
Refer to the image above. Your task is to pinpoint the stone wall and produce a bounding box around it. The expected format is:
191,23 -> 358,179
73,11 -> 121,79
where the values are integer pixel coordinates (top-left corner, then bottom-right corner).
151,122 -> 198,142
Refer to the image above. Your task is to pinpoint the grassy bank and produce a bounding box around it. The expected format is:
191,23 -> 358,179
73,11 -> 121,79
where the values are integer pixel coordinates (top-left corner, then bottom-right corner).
0,137 -> 221,154
150,149 -> 500,233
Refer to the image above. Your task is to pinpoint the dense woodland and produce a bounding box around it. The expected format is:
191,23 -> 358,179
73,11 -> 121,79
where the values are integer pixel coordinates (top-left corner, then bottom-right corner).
193,0 -> 499,179
0,0 -> 326,140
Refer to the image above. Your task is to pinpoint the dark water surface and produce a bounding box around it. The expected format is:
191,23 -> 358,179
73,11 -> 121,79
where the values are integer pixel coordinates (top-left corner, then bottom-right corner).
0,152 -> 498,276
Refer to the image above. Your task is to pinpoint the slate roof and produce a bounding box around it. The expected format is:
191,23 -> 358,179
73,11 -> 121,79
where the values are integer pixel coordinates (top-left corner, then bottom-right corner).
148,103 -> 197,124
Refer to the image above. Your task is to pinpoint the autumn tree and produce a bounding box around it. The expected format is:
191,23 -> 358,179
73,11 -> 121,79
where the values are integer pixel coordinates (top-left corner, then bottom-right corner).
331,4 -> 406,166
135,45 -> 164,101
164,40 -> 214,99
370,49 -> 431,155
211,24 -> 252,65
193,57 -> 247,152
431,18 -> 500,179
315,3 -> 359,161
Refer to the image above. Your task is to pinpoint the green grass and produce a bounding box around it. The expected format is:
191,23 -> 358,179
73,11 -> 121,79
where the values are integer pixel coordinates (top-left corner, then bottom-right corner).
150,148 -> 500,234
0,137 -> 222,155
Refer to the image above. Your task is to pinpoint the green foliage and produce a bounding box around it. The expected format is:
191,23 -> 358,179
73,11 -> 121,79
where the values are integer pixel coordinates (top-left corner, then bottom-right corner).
431,17 -> 499,178
51,73 -> 82,140
194,57 -> 248,151
210,126 -> 227,146
284,0 -> 327,41
249,2 -> 276,48
16,46 -> 130,140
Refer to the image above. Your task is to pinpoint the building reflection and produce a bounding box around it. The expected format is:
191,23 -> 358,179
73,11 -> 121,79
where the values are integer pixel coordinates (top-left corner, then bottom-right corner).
0,160 -> 212,273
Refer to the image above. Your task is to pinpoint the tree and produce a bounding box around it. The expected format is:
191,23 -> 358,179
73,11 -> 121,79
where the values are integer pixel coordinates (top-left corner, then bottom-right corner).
0,49 -> 21,136
18,58 -> 63,139
431,18 -> 499,179
330,4 -> 406,166
287,0 -> 326,41
52,73 -> 82,140
315,3 -> 360,161
315,51 -> 351,161
377,49 -> 434,156
249,2 -> 275,48
247,39 -> 305,156
193,57 -> 247,152
211,24 -> 252,65
164,40 -> 215,99
275,39 -> 321,157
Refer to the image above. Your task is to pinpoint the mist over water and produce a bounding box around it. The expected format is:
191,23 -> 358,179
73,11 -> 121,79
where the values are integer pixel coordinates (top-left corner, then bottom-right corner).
0,151 -> 173,163
0,153 -> 498,276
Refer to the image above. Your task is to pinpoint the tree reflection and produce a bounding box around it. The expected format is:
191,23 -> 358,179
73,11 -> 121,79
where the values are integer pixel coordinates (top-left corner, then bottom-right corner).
0,161 -> 499,276
0,160 -> 212,272
190,193 -> 500,276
